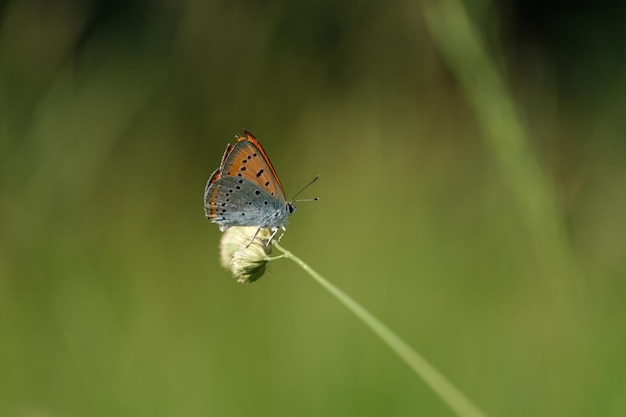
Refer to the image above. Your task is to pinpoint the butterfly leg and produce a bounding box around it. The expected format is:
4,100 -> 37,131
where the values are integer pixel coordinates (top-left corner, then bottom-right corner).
267,227 -> 280,245
275,226 -> 287,243
244,226 -> 284,248
265,227 -> 286,246
245,226 -> 263,248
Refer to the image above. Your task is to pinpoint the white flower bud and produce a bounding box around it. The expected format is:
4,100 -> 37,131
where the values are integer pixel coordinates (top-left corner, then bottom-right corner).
219,226 -> 272,283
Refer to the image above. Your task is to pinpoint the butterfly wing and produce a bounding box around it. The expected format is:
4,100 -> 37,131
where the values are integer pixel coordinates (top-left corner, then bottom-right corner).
205,131 -> 291,230
206,176 -> 289,231
219,131 -> 286,200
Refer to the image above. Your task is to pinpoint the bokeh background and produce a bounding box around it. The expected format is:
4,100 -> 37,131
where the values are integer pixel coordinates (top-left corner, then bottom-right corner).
1,0 -> 625,416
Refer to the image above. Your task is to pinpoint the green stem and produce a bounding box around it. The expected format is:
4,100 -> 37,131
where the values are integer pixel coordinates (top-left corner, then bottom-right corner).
272,241 -> 490,417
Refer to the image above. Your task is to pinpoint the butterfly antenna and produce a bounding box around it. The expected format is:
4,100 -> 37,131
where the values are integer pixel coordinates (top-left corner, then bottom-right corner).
291,175 -> 320,202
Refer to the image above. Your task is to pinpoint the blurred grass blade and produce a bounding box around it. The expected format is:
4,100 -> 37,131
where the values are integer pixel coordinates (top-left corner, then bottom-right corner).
420,0 -> 583,303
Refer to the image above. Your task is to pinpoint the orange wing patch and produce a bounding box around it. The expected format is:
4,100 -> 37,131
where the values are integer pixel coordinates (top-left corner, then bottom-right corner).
220,132 -> 286,200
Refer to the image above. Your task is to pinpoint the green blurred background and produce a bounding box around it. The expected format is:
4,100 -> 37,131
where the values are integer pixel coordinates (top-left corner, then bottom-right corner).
1,0 -> 625,416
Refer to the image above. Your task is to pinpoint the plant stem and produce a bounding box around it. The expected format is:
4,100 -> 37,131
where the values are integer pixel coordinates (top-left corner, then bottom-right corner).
272,241 -> 490,417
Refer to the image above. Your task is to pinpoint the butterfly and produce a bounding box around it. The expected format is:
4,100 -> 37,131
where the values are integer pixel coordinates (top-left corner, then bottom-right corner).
204,130 -> 316,241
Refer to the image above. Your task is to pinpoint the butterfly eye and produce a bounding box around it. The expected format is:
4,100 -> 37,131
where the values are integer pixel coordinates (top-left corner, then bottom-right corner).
287,203 -> 296,214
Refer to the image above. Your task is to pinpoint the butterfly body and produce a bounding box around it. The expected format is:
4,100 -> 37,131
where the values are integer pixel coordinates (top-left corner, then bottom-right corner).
204,131 -> 295,234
